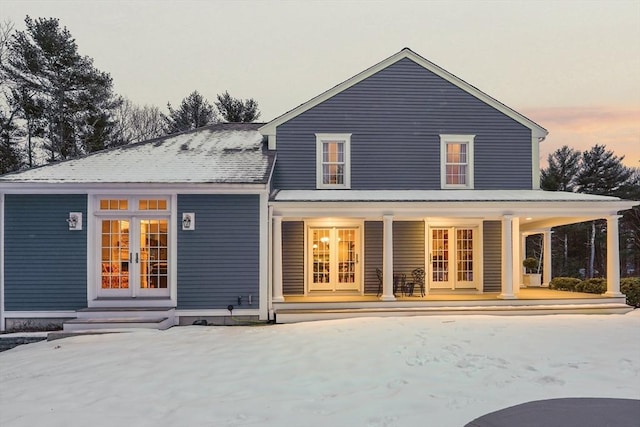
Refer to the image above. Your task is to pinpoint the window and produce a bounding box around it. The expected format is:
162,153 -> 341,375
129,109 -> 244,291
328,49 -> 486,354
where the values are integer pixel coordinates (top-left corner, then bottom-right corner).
440,134 -> 475,189
316,133 -> 351,189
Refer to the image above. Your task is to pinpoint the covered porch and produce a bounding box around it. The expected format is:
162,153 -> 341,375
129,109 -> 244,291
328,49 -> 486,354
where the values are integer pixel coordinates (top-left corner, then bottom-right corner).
268,190 -> 637,322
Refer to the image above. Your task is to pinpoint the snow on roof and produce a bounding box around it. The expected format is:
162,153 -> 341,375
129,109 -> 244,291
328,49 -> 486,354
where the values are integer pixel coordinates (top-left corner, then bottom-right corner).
0,123 -> 274,184
273,189 -> 629,203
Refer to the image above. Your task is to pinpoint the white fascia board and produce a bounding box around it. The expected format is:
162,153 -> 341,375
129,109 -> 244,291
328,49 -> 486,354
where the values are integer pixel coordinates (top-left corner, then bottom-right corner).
0,182 -> 269,194
259,48 -> 548,144
270,200 -> 637,219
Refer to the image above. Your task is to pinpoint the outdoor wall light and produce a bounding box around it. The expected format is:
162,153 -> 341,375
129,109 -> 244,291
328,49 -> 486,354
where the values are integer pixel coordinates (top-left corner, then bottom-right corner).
67,212 -> 82,230
182,212 -> 195,230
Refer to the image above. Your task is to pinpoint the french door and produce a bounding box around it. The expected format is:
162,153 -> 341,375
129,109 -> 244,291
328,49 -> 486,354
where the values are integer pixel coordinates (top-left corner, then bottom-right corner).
308,226 -> 360,291
429,227 -> 477,290
98,217 -> 170,297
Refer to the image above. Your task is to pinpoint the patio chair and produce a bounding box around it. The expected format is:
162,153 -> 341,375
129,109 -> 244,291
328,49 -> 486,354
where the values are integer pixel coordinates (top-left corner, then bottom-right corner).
411,267 -> 426,297
376,267 -> 383,296
393,273 -> 407,297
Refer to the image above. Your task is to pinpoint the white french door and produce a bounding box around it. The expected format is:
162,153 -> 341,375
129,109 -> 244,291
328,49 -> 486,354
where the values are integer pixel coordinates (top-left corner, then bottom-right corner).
308,226 -> 360,291
98,217 -> 170,297
429,227 -> 477,290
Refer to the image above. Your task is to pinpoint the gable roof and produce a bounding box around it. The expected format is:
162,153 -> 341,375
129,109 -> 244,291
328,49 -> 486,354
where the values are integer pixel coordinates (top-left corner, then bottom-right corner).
0,123 -> 274,186
259,48 -> 548,145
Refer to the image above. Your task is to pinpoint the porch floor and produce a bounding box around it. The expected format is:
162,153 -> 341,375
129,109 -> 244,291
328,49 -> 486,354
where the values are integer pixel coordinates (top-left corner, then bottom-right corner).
273,288 -> 633,323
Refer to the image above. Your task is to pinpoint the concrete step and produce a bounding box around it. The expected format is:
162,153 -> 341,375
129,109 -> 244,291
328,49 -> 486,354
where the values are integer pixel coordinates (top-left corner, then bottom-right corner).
63,316 -> 173,332
275,303 -> 634,323
75,307 -> 175,320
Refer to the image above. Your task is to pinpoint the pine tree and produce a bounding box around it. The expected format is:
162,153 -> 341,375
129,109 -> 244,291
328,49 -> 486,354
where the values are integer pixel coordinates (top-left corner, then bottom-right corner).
165,90 -> 217,134
3,16 -> 120,162
215,91 -> 260,123
575,144 -> 633,197
540,145 -> 580,191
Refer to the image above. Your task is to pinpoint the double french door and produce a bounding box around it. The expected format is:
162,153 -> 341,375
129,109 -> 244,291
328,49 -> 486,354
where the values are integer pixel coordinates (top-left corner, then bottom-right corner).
430,227 -> 477,290
98,217 -> 169,297
308,226 -> 360,291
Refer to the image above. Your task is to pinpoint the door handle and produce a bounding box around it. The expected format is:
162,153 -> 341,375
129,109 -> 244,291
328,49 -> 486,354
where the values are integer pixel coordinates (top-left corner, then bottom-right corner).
136,253 -> 139,263
130,253 -> 133,263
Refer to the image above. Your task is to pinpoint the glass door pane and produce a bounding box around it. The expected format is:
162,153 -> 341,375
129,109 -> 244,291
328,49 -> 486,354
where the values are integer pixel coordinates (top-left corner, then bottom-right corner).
100,219 -> 131,293
431,228 -> 450,288
456,228 -> 475,288
312,229 -> 331,286
140,219 -> 169,289
337,229 -> 356,284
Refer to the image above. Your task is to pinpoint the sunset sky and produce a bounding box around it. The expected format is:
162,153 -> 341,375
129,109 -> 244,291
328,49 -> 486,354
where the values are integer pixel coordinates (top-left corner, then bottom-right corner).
3,0 -> 639,167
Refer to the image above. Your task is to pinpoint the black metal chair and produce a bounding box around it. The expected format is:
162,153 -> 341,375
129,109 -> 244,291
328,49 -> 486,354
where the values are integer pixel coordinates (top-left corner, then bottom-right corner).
393,273 -> 407,297
411,267 -> 426,297
376,267 -> 383,296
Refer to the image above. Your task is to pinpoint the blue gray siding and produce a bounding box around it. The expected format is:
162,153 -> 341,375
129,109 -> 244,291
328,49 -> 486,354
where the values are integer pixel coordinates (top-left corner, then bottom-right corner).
274,58 -> 532,190
394,221 -> 426,279
282,221 -> 304,295
4,194 -> 87,311
177,194 -> 260,309
364,221 -> 383,294
483,221 -> 502,292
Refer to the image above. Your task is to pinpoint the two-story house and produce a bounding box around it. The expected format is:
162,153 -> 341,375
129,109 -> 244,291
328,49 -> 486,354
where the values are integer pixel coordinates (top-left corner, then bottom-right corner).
0,48 -> 635,330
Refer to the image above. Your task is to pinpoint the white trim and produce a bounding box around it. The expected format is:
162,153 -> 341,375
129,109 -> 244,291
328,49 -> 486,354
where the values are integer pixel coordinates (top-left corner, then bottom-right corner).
0,193 -> 4,331
381,215 -> 395,301
499,215 -> 516,299
605,215 -> 623,297
170,194 -> 178,305
4,311 -> 77,318
175,309 -> 260,317
0,183 -> 268,193
440,134 -> 475,189
532,136 -> 541,189
259,48 -> 548,145
259,191 -> 269,319
543,229 -> 552,286
315,133 -> 351,189
272,216 -> 284,302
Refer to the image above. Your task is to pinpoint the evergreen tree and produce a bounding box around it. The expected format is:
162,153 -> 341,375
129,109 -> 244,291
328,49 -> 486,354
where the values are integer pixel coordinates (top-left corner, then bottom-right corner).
165,90 -> 217,134
2,16 -> 120,162
540,145 -> 580,191
215,91 -> 260,122
575,144 -> 633,197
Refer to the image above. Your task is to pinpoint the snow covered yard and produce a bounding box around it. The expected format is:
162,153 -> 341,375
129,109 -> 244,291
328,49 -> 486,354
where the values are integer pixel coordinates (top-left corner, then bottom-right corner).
1,312 -> 639,427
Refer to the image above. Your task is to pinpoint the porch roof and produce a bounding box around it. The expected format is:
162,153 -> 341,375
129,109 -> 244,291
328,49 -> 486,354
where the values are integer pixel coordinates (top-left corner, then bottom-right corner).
273,189 -> 634,204
0,123 -> 274,185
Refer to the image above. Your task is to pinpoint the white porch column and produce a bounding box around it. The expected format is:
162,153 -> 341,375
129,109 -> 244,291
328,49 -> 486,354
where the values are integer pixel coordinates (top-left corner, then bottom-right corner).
512,217 -> 521,294
605,215 -> 623,297
519,233 -> 527,288
272,216 -> 284,302
499,215 -> 516,299
543,229 -> 552,287
381,215 -> 396,301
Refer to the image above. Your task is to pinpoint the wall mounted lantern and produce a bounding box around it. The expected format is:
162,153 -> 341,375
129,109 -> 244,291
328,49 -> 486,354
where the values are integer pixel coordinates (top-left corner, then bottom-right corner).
182,212 -> 195,230
67,212 -> 83,230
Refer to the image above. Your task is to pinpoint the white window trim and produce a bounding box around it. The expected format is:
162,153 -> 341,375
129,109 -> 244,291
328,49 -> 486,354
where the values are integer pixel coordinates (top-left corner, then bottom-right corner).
315,133 -> 351,189
440,134 -> 475,189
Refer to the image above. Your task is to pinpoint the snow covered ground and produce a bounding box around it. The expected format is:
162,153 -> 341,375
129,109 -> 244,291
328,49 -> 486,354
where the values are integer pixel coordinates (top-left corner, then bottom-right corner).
1,312 -> 639,427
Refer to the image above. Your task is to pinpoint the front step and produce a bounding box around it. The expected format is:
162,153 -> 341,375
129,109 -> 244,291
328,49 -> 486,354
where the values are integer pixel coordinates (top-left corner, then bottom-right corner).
275,303 -> 634,323
64,307 -> 176,331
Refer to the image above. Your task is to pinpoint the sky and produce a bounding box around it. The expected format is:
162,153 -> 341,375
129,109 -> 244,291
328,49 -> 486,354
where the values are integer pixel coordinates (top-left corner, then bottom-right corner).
2,0 -> 639,167
1,312 -> 639,426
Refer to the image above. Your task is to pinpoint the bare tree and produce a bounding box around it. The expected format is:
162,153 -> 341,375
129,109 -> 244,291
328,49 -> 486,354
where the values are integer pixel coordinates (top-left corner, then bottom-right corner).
113,98 -> 167,145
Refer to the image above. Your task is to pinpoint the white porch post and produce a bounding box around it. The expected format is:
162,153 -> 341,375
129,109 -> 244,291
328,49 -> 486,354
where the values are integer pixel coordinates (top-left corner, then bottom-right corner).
512,217 -> 521,294
272,216 -> 284,302
381,215 -> 396,301
519,233 -> 527,288
543,229 -> 552,287
605,215 -> 623,297
499,215 -> 516,299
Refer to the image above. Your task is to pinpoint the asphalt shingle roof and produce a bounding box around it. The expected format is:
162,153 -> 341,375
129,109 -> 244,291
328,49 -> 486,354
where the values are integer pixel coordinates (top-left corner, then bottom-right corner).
0,123 -> 273,184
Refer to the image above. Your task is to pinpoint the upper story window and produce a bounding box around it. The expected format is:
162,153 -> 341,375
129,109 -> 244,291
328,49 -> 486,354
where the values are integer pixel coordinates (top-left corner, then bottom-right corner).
316,133 -> 351,189
440,134 -> 475,189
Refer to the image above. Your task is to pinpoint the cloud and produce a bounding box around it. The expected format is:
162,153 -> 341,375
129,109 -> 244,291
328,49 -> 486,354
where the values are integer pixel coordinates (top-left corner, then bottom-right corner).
521,106 -> 640,168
